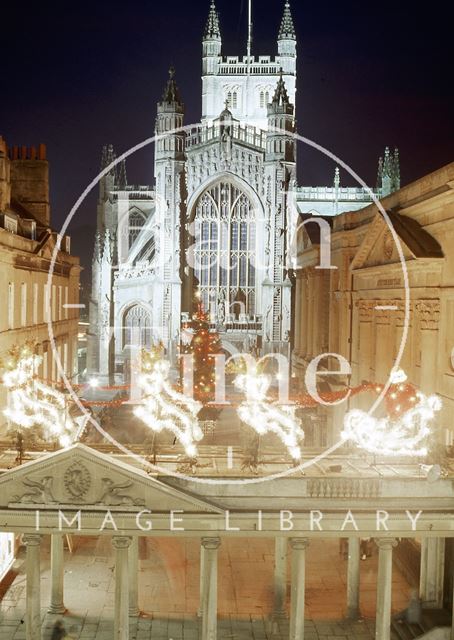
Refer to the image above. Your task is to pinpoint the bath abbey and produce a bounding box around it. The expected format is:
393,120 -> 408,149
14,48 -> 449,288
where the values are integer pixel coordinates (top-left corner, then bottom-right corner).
87,0 -> 400,377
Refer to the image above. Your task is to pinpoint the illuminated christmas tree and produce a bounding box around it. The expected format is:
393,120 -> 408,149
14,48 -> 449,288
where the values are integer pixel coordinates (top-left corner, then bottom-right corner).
181,302 -> 222,403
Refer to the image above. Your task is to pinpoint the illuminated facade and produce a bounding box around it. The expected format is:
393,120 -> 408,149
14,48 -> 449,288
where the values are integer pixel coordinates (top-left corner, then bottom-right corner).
0,136 -> 80,418
293,161 -> 454,445
87,1 -> 400,378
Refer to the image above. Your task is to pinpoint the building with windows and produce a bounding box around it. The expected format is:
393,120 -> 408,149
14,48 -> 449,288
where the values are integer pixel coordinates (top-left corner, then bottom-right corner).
87,0 -> 399,378
0,135 -> 81,417
292,161 -> 454,446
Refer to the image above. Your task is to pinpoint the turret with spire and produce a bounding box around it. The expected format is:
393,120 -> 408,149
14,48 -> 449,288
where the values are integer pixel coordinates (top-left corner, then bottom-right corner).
278,1 -> 296,75
266,70 -> 295,164
154,67 -> 186,357
155,67 -> 185,164
203,1 -> 222,74
377,146 -> 400,196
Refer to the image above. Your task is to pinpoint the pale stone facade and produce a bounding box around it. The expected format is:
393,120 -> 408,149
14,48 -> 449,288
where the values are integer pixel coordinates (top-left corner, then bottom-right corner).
0,136 -> 81,418
0,443 -> 453,639
87,1 -> 400,378
292,161 -> 454,445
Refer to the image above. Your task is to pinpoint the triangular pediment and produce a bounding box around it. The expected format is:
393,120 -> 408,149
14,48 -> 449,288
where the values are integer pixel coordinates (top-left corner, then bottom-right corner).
0,444 -> 222,514
350,212 -> 443,271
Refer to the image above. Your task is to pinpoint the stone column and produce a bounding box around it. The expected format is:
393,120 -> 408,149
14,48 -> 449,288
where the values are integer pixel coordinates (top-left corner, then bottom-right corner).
346,537 -> 360,619
358,302 -> 372,378
112,536 -> 131,640
294,274 -> 302,355
274,537 -> 288,618
48,534 -> 65,614
416,300 -> 439,394
394,307 -> 409,374
375,310 -> 392,382
24,534 -> 42,640
311,272 -> 322,357
129,536 -> 140,617
451,572 -> 454,640
201,537 -> 220,640
420,538 -> 445,609
306,272 -> 314,358
300,275 -> 308,358
198,541 -> 207,617
375,538 -> 398,640
289,538 -> 309,640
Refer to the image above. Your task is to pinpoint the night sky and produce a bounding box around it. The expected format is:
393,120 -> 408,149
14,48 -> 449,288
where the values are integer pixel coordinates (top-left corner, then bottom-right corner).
1,0 -> 452,278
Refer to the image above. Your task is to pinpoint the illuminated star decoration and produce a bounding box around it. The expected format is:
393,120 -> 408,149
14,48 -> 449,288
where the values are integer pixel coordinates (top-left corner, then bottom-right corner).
341,370 -> 441,457
134,347 -> 204,457
234,370 -> 304,460
2,346 -> 81,448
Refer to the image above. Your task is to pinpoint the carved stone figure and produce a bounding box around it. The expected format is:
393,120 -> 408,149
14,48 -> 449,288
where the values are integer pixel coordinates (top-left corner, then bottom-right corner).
217,289 -> 226,325
96,478 -> 145,506
14,476 -> 57,504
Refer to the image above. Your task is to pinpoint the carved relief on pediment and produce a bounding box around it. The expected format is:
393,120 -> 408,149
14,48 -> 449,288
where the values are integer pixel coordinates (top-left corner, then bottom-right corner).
13,476 -> 57,505
362,228 -> 412,268
64,462 -> 91,501
8,463 -> 144,509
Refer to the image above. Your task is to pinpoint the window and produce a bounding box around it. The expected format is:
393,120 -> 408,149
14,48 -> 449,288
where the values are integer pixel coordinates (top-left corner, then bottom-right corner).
33,283 -> 38,325
58,285 -> 62,320
8,283 -> 14,329
260,89 -> 270,108
52,285 -> 57,322
42,350 -> 48,381
123,305 -> 152,348
64,287 -> 68,320
4,216 -> 17,234
193,182 -> 256,319
63,342 -> 68,375
128,210 -> 146,249
226,89 -> 239,109
43,284 -> 49,321
20,283 -> 27,327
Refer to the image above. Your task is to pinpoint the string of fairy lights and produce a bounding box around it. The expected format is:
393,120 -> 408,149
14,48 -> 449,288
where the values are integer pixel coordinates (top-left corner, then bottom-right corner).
1,344 -> 88,448
0,341 -> 443,461
133,347 -> 204,457
234,370 -> 304,460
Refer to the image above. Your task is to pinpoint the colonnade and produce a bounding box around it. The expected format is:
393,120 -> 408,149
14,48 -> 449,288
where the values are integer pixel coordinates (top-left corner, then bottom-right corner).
20,534 -> 447,640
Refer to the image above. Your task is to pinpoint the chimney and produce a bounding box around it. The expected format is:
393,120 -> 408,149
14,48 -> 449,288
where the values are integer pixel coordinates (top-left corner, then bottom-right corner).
0,136 -> 11,212
9,143 -> 50,225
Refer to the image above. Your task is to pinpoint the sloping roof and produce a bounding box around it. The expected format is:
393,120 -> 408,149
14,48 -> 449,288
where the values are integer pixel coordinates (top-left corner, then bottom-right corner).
298,213 -> 333,245
387,211 -> 444,259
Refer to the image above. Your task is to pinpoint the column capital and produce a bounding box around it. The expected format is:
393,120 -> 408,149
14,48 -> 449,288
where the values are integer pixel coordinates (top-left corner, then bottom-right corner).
201,536 -> 221,550
112,535 -> 132,550
374,537 -> 398,551
23,533 -> 42,546
289,537 -> 309,551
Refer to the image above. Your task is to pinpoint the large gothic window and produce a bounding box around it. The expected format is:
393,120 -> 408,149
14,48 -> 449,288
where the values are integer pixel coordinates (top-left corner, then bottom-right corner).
193,182 -> 256,319
128,210 -> 146,249
123,305 -> 151,348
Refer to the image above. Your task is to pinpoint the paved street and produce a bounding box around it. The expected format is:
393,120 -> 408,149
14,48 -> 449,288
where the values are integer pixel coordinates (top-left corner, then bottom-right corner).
0,537 -> 412,639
